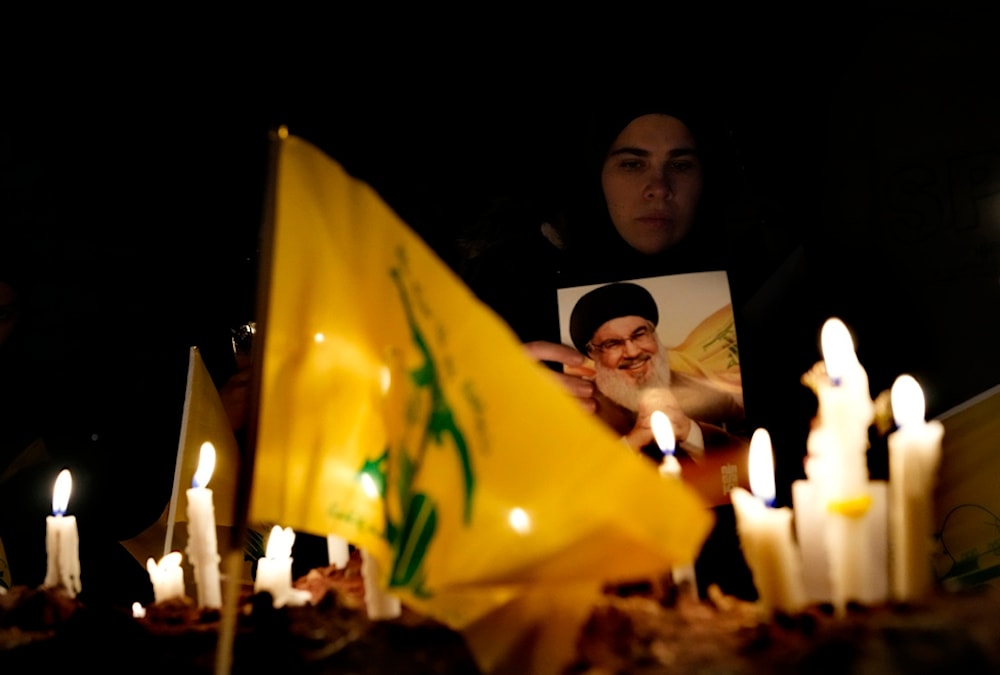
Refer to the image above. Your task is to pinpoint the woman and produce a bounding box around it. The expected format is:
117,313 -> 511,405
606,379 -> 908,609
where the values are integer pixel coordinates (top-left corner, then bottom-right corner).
459,95 -> 809,601
462,96 -> 745,422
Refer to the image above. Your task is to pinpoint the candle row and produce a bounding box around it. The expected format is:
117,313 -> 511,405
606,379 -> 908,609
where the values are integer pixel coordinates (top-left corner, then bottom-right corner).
731,318 -> 944,616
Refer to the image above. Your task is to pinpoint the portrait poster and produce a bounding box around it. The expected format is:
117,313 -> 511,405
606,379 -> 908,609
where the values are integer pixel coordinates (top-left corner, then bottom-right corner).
556,271 -> 750,506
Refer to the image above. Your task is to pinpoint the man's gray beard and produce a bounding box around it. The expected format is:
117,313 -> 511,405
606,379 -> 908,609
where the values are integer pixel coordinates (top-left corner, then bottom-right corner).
594,345 -> 672,413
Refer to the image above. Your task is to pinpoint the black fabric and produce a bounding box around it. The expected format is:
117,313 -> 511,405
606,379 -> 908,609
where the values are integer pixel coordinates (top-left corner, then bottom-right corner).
569,282 -> 659,353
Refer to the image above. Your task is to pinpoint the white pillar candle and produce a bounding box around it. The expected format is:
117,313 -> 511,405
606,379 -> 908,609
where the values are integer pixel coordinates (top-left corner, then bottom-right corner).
186,442 -> 222,608
360,548 -> 401,619
888,374 -> 944,602
44,469 -> 81,596
146,551 -> 186,603
255,525 -> 310,608
732,429 -> 807,615
792,478 -> 888,605
652,411 -> 697,595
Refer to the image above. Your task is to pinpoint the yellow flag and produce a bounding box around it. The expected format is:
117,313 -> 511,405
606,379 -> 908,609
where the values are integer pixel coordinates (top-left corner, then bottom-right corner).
250,132 -> 714,674
166,346 -> 241,533
121,345 -> 242,575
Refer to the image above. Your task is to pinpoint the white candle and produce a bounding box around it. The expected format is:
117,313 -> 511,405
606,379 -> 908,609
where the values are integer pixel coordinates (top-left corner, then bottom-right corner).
652,411 -> 697,595
815,318 -> 875,500
792,478 -> 888,605
186,442 -> 222,608
360,548 -> 401,619
731,429 -> 807,615
327,534 -> 350,569
146,551 -> 186,603
888,374 -> 944,602
807,318 -> 883,614
44,469 -> 81,596
255,525 -> 310,608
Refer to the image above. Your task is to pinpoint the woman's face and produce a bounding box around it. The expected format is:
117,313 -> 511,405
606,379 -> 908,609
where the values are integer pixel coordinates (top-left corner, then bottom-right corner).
600,114 -> 703,255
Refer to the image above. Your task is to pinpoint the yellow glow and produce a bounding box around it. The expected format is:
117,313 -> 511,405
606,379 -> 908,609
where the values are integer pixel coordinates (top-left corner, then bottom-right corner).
820,317 -> 856,383
380,365 -> 391,395
193,442 -> 216,489
508,507 -> 531,534
650,410 -> 675,454
314,332 -> 325,343
360,472 -> 380,499
160,551 -> 182,569
891,374 -> 926,428
52,468 -> 72,515
748,428 -> 776,504
277,125 -> 289,139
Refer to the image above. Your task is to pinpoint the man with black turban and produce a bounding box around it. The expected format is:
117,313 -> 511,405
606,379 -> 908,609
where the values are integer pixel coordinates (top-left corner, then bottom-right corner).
569,282 -> 747,488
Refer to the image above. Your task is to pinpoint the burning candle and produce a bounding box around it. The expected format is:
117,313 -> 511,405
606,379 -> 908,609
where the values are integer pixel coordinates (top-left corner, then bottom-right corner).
186,442 -> 222,608
800,318 -> 886,614
652,410 -> 697,596
814,318 -> 875,499
44,469 -> 81,596
731,429 -> 807,615
146,551 -> 186,604
652,410 -> 681,479
888,374 -> 944,602
254,525 -> 311,608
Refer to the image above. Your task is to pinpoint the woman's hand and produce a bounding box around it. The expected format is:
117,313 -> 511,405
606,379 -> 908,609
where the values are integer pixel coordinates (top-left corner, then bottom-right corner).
523,340 -> 597,413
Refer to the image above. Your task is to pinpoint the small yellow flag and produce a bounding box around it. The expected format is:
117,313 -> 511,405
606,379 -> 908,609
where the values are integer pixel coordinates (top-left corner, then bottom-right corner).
121,345 -> 241,572
250,133 -> 714,674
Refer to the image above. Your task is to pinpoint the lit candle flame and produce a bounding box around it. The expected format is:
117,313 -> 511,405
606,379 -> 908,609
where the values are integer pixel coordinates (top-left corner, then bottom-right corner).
748,428 -> 776,507
52,469 -> 72,516
192,442 -> 216,489
650,410 -> 675,455
891,374 -> 926,429
264,525 -> 296,559
820,317 -> 857,385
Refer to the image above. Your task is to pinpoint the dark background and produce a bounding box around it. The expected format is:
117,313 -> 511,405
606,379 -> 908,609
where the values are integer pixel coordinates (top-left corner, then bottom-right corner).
4,12 -> 999,481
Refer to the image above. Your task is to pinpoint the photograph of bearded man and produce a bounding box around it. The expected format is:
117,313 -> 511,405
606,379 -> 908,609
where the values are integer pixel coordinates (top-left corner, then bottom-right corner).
560,277 -> 749,504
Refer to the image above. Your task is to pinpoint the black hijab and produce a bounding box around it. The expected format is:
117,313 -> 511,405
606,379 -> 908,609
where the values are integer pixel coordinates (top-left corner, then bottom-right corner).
558,93 -> 742,285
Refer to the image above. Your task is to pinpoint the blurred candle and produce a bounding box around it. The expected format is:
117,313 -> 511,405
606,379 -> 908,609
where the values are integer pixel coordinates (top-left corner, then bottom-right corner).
652,410 -> 681,479
186,442 -> 222,608
888,374 -> 944,602
652,410 -> 697,596
731,429 -> 807,615
327,534 -> 350,570
44,469 -> 81,596
146,551 -> 185,604
808,318 -> 882,615
361,549 -> 401,619
255,525 -> 310,608
816,318 -> 875,499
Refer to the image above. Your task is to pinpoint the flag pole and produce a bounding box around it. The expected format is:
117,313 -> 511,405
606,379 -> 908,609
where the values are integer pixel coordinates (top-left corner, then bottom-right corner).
214,125 -> 284,675
163,346 -> 197,558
